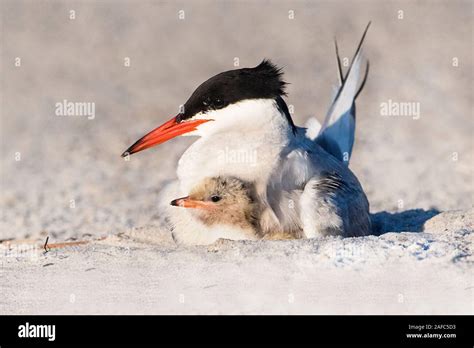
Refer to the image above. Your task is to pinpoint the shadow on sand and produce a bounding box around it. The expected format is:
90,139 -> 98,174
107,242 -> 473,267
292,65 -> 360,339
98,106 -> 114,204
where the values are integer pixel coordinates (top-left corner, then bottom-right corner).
371,209 -> 440,236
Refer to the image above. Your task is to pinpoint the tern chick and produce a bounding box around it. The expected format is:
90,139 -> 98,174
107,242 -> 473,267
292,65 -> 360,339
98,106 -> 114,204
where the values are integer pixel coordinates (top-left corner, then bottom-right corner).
170,177 -> 302,241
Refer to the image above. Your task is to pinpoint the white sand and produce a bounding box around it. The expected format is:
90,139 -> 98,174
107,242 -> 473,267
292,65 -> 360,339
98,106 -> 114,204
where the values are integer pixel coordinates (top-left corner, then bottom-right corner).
1,1 -> 472,314
1,210 -> 472,314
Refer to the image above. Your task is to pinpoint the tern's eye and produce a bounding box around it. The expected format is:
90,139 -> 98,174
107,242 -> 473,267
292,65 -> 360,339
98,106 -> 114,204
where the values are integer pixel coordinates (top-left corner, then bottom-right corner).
210,195 -> 222,203
214,98 -> 223,106
203,97 -> 225,109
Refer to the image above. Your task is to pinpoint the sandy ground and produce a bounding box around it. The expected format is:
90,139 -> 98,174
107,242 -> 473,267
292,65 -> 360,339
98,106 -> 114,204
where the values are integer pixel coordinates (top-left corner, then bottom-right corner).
0,0 -> 473,314
1,209 -> 472,314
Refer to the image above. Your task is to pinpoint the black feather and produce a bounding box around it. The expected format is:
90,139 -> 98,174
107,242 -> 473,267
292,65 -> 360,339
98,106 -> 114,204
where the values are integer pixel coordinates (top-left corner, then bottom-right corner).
179,60 -> 289,121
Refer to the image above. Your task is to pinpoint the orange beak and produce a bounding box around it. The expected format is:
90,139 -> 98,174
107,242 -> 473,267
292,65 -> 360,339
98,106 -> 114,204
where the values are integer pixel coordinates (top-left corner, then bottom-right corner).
170,196 -> 215,210
121,115 -> 211,157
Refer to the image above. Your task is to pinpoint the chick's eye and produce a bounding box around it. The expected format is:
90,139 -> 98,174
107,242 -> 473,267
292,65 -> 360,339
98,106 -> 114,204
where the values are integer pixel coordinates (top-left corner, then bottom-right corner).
211,195 -> 221,203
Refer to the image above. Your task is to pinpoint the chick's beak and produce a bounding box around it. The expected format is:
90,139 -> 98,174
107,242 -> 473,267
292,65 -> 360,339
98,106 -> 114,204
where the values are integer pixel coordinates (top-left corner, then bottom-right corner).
170,196 -> 214,210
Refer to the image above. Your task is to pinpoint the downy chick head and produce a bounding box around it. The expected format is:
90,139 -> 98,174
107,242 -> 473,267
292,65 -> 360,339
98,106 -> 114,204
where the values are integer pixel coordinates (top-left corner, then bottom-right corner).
170,176 -> 261,234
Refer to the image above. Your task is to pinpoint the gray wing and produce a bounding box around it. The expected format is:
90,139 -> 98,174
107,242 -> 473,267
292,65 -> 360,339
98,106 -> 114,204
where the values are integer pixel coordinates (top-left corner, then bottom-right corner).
271,145 -> 371,238
316,22 -> 370,165
299,170 -> 372,238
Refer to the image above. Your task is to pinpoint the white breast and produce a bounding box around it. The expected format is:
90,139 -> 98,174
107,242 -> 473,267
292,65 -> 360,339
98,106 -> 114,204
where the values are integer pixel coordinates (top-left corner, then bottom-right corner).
176,99 -> 291,195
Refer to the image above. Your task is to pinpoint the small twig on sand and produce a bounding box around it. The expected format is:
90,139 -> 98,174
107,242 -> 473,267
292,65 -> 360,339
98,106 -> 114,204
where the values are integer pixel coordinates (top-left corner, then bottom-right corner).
43,236 -> 50,254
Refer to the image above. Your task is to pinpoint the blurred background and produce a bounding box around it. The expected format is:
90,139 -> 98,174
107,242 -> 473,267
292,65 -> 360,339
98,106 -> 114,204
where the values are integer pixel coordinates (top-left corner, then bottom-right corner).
1,0 -> 472,240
